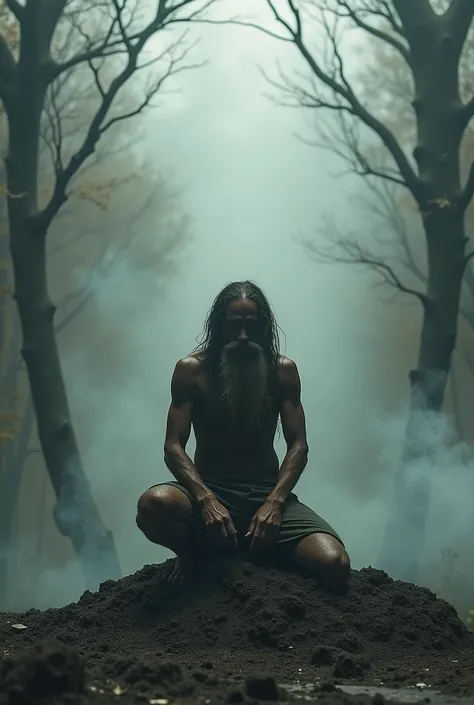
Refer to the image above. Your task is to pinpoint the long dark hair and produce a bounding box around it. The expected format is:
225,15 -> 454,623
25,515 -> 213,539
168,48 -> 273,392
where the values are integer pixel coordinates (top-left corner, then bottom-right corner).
194,280 -> 282,380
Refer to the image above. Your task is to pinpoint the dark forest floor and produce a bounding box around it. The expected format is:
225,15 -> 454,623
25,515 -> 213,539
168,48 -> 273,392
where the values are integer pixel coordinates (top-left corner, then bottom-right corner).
1,558 -> 474,705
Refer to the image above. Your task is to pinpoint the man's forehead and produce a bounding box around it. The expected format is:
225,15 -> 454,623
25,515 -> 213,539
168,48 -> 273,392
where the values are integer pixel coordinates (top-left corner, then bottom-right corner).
225,299 -> 259,317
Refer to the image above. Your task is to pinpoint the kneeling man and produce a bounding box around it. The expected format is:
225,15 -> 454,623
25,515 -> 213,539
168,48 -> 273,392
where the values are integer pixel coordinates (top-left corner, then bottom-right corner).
137,281 -> 350,588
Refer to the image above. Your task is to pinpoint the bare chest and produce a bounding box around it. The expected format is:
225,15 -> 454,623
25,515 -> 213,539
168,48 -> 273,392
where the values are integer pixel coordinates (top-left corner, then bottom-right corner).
192,381 -> 279,449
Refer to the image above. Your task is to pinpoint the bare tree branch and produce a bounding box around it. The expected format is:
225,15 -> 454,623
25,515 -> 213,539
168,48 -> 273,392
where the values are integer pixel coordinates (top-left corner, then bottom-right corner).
36,1 -> 213,232
42,73 -> 66,176
300,224 -> 431,309
327,1 -> 411,67
290,102 -> 412,188
48,3 -> 124,79
48,0 -> 215,80
54,168 -> 188,334
347,178 -> 474,355
246,1 -> 424,202
440,2 -> 474,133
357,179 -> 428,285
373,0 -> 404,36
0,0 -> 201,593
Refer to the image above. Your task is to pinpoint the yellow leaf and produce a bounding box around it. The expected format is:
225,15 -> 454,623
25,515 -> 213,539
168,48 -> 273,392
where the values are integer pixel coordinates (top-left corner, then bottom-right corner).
0,412 -> 20,422
429,197 -> 452,209
0,183 -> 27,199
72,181 -> 112,210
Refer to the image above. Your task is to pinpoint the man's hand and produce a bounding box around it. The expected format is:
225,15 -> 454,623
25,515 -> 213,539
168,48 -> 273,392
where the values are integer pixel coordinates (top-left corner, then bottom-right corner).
199,496 -> 238,549
246,500 -> 283,553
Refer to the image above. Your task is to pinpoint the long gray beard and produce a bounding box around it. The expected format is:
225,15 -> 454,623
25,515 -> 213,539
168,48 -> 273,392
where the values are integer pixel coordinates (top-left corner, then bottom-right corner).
219,342 -> 269,425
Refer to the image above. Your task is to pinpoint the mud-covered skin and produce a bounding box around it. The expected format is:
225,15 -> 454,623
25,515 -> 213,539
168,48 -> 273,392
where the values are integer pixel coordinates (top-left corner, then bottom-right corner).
138,295 -> 349,587
165,350 -> 285,490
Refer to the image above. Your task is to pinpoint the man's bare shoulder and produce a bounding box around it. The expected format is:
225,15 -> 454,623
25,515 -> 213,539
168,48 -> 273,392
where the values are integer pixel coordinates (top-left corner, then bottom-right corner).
171,355 -> 203,403
174,353 -> 204,380
278,355 -> 299,377
277,356 -> 301,396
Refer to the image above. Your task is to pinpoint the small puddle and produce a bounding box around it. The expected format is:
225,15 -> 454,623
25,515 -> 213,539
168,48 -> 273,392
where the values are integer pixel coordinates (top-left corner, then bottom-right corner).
282,682 -> 473,704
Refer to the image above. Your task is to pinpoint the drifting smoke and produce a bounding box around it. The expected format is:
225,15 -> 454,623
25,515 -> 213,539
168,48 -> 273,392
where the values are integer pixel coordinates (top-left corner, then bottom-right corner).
4,1 -> 474,624
374,405 -> 474,614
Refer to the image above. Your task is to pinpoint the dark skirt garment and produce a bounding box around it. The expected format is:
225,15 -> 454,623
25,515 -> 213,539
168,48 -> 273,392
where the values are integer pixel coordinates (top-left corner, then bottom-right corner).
148,479 -> 343,554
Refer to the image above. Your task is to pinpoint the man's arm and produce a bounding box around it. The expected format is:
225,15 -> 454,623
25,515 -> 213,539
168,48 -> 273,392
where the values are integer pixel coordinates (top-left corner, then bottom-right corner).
266,357 -> 309,505
163,357 -> 215,505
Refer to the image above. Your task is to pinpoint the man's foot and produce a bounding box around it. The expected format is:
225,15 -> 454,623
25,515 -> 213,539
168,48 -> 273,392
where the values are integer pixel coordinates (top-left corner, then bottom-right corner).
167,554 -> 200,586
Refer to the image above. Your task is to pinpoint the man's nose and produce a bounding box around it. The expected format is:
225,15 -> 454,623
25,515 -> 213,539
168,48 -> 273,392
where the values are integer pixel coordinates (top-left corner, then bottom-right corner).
237,328 -> 248,341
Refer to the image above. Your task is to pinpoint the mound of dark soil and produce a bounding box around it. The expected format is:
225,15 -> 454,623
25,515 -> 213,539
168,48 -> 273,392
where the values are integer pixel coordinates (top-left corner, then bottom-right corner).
1,557 -> 473,704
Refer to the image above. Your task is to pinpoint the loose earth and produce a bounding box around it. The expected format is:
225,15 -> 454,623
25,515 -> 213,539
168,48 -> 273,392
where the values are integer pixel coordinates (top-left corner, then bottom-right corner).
1,557 -> 473,705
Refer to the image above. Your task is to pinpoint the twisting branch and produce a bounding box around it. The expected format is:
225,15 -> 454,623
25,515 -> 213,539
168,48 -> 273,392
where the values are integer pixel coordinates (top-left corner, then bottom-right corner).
48,0 -> 215,80
286,97 -> 412,188
243,1 -> 424,202
327,1 -> 411,67
299,220 -> 431,310
357,179 -> 427,285
34,0 -> 214,231
374,1 -> 404,37
48,3 -> 125,78
42,73 -> 66,176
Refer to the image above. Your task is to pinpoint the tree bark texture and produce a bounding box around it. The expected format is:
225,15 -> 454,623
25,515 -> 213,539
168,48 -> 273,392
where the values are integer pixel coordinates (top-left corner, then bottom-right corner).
2,3 -> 121,590
378,186 -> 466,582
375,3 -> 473,582
6,208 -> 121,589
0,398 -> 33,608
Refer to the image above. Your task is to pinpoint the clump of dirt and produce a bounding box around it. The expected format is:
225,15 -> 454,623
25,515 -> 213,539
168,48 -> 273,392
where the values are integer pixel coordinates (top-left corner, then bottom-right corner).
0,641 -> 85,704
1,557 -> 473,704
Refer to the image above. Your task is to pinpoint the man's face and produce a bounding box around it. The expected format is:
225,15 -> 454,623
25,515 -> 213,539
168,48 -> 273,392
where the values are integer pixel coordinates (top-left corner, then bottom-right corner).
218,299 -> 269,423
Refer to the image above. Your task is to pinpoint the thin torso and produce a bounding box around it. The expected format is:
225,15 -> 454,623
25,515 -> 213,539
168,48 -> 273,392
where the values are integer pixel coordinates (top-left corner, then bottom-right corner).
190,354 -> 281,486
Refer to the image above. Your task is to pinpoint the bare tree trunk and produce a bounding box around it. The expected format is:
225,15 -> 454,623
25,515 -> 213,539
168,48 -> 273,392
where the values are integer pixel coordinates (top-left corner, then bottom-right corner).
7,212 -> 121,589
0,0 -> 209,596
0,250 -> 22,607
0,397 -> 34,608
5,40 -> 121,587
378,215 -> 465,581
372,0 -> 473,582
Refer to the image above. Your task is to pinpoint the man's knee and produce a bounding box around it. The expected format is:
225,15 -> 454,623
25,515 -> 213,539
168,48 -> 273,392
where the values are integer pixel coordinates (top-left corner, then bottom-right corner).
322,546 -> 351,584
136,486 -> 191,535
295,532 -> 351,586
